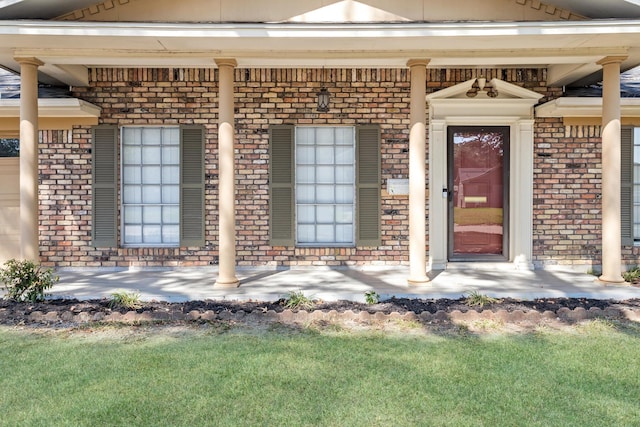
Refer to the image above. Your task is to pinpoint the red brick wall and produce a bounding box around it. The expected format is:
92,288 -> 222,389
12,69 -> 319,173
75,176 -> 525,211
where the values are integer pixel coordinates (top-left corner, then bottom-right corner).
48,68 -> 417,267
36,66 -> 613,269
39,129 -> 92,266
532,120 -> 602,269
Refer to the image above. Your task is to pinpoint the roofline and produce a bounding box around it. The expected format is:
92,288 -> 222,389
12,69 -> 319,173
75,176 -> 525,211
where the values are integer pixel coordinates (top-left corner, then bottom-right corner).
3,19 -> 640,87
0,98 -> 101,117
3,18 -> 640,37
536,97 -> 640,118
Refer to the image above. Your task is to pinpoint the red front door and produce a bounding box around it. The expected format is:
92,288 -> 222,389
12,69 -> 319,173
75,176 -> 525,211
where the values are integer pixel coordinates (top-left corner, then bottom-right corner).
448,126 -> 509,260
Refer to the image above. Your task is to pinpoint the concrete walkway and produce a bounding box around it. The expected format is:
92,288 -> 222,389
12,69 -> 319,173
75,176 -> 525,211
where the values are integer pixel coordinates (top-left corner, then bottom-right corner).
49,265 -> 640,303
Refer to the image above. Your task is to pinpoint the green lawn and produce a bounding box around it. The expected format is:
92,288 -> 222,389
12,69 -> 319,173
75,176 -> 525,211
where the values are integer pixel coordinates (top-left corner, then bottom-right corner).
1,322 -> 639,426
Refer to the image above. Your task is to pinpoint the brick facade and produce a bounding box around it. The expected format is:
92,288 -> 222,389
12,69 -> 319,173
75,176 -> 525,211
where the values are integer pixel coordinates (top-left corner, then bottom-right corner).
533,120 -> 602,268
34,66 -> 627,270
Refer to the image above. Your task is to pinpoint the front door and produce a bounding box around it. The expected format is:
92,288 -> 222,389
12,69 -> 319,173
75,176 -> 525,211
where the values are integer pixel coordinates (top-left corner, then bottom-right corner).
448,126 -> 509,261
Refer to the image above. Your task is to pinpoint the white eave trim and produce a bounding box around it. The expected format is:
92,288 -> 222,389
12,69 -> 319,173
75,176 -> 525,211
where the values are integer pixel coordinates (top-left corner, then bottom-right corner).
0,98 -> 101,118
536,97 -> 640,117
3,19 -> 640,39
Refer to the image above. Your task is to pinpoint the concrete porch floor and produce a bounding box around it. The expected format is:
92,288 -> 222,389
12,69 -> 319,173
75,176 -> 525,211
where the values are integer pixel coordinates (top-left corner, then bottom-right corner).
49,265 -> 640,303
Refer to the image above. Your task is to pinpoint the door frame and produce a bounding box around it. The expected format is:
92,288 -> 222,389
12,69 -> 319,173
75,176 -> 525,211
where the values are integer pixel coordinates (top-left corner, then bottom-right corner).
426,79 -> 541,271
446,125 -> 510,261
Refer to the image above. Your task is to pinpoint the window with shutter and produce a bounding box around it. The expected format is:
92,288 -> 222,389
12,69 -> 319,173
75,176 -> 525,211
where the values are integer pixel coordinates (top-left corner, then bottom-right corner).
269,124 -> 381,248
295,127 -> 356,246
119,125 -> 204,248
121,127 -> 180,246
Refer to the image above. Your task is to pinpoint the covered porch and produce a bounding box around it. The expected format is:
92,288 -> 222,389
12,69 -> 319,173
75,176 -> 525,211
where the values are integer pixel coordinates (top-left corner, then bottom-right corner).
2,15 -> 640,286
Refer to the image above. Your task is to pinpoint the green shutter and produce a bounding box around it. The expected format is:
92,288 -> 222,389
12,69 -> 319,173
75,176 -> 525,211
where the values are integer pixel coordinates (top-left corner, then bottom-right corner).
180,125 -> 205,247
621,126 -> 634,246
356,125 -> 381,247
269,125 -> 295,246
92,125 -> 118,247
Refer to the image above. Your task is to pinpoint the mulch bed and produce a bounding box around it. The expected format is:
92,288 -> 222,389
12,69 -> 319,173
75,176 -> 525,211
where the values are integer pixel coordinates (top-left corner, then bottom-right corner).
1,297 -> 639,326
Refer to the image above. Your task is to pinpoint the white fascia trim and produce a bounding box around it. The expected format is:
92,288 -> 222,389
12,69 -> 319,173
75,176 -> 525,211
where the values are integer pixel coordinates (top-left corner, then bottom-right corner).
536,97 -> 640,117
3,19 -> 640,39
0,98 -> 101,117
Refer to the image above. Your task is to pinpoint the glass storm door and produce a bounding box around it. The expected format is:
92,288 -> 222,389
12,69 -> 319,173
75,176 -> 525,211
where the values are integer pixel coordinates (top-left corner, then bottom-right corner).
448,126 -> 509,260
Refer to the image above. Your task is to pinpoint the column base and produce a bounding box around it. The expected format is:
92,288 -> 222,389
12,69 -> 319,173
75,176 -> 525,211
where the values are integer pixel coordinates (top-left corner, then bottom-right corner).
407,276 -> 430,286
214,277 -> 240,288
597,274 -> 626,284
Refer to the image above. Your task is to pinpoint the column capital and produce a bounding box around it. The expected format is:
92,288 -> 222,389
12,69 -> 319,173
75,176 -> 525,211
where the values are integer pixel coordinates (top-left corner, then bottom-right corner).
407,58 -> 430,69
597,56 -> 628,67
14,57 -> 44,67
215,58 -> 238,68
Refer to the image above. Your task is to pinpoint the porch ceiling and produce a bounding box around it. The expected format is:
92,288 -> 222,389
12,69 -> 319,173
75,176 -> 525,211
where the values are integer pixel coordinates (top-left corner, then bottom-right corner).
1,20 -> 640,87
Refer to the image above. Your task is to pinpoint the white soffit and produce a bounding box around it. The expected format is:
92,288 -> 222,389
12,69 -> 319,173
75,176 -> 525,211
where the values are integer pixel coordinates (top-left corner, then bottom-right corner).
0,98 -> 101,117
536,97 -> 640,117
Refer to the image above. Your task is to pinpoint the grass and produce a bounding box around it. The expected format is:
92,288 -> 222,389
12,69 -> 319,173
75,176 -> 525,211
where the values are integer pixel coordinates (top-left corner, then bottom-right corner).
1,324 -> 639,426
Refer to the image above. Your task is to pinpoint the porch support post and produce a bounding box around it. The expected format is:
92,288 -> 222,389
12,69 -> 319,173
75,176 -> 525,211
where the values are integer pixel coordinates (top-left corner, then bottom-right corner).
407,59 -> 430,285
598,55 -> 627,283
214,58 -> 240,287
16,57 -> 43,262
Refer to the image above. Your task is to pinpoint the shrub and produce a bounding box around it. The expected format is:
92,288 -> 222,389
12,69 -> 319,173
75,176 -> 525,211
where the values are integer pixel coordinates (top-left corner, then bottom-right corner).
283,290 -> 315,310
364,290 -> 380,305
464,290 -> 499,308
623,267 -> 640,283
0,259 -> 58,302
109,291 -> 142,310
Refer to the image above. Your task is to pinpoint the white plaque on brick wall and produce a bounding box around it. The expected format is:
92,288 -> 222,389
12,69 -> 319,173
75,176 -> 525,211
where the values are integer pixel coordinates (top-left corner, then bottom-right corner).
387,179 -> 409,195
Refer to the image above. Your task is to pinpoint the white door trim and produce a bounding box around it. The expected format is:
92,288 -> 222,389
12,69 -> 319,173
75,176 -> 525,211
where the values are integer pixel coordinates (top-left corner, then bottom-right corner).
426,79 -> 540,271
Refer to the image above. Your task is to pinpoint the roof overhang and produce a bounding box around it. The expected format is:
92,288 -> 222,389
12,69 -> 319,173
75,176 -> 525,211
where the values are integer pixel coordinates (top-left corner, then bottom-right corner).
1,20 -> 640,87
0,97 -> 101,136
536,97 -> 640,125
3,0 -> 640,20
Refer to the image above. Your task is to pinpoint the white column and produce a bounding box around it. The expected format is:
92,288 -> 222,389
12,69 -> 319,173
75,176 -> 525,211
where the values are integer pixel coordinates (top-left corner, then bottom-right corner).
16,57 -> 43,262
214,59 -> 240,287
407,59 -> 430,285
598,56 -> 627,283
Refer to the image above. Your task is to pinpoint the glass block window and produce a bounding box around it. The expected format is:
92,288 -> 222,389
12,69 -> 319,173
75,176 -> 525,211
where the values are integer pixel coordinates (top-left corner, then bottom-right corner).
296,127 -> 355,245
122,127 -> 180,246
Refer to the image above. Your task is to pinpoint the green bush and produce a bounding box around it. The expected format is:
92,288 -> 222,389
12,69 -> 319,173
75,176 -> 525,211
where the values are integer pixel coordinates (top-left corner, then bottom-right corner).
0,259 -> 58,302
623,266 -> 640,283
109,291 -> 142,310
364,290 -> 380,305
464,290 -> 499,308
283,290 -> 315,310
